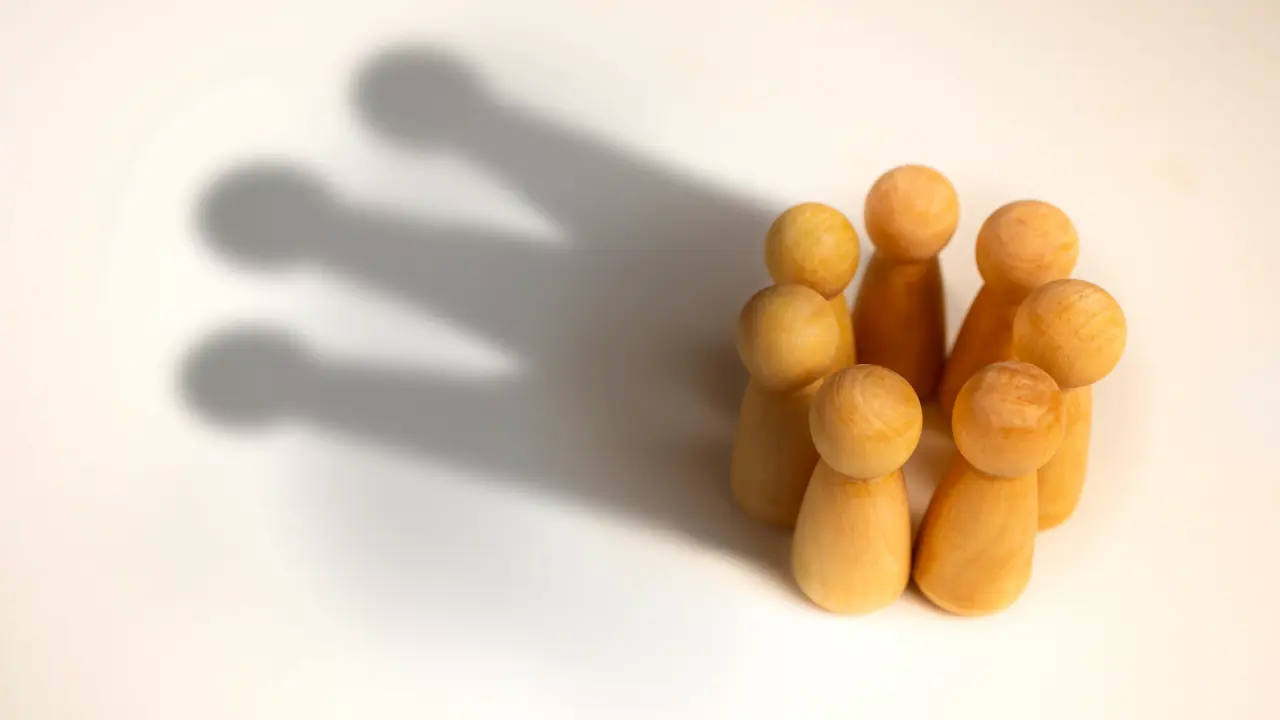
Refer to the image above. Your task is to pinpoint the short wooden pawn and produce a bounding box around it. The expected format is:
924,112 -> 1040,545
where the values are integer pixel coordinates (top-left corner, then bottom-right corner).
853,164 -> 958,400
913,361 -> 1066,616
730,284 -> 842,527
765,202 -> 861,372
791,365 -> 922,614
1013,278 -> 1127,530
938,200 -> 1079,419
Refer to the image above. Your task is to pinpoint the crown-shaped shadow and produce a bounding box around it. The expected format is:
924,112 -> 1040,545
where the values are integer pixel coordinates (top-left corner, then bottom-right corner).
178,45 -> 824,573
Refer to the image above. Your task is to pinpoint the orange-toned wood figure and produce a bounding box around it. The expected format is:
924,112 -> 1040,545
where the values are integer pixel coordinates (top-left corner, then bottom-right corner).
791,364 -> 922,614
853,165 -> 958,400
938,200 -> 1078,419
730,284 -> 841,527
765,203 -> 861,371
913,361 -> 1066,616
1013,278 -> 1127,530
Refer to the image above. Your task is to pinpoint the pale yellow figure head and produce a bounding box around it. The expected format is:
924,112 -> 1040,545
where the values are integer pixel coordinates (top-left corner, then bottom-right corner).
952,361 -> 1066,478
863,164 -> 960,262
809,364 -> 923,479
765,202 -> 861,299
975,200 -> 1079,295
736,284 -> 841,393
1013,278 -> 1127,390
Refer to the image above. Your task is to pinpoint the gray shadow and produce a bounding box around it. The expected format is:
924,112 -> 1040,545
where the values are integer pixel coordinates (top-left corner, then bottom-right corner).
180,46 -> 788,568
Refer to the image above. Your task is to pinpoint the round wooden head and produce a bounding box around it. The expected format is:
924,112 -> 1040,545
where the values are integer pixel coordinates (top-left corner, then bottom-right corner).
952,361 -> 1065,478
863,164 -> 959,262
765,202 -> 861,299
736,284 -> 841,392
1013,278 -> 1127,389
975,200 -> 1079,295
809,364 -> 923,479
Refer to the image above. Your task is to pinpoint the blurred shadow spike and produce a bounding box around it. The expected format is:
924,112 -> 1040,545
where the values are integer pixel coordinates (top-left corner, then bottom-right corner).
353,45 -> 491,146
180,324 -> 312,428
198,162 -> 336,268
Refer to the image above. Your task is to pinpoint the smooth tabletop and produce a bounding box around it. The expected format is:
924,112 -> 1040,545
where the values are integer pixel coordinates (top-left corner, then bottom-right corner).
2,1 -> 1278,718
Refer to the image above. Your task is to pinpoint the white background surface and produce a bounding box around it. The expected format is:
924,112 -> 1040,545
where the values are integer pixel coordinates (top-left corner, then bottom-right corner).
3,1 -> 1278,718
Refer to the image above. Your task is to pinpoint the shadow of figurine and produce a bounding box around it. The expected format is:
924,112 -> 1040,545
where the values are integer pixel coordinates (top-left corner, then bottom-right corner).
181,45 -> 797,570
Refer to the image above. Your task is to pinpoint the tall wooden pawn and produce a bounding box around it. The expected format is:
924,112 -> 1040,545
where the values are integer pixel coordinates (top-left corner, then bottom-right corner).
913,361 -> 1065,616
731,284 -> 842,527
937,200 -> 1079,419
1013,279 -> 1127,530
853,165 -> 958,400
792,365 -> 922,614
765,203 -> 861,372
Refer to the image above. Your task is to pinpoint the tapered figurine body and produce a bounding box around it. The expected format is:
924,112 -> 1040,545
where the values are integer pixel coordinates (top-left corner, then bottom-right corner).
913,361 -> 1065,616
731,284 -> 841,527
938,200 -> 1079,419
791,365 -> 922,614
853,165 -> 958,400
1013,279 -> 1127,530
766,203 -> 861,371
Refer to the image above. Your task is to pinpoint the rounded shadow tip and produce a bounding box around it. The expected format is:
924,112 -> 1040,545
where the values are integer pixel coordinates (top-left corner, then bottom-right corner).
180,325 -> 310,428
351,45 -> 488,145
197,163 -> 334,269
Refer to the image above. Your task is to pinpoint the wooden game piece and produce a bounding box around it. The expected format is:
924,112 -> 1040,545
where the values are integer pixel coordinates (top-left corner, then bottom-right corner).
937,200 -> 1079,419
791,365 -> 922,614
852,165 -> 958,399
765,202 -> 861,371
1012,278 -> 1127,530
731,284 -> 842,527
913,361 -> 1065,616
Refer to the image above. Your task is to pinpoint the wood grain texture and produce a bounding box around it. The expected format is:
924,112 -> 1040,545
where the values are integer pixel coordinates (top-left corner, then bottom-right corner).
792,462 -> 911,614
736,284 -> 840,393
914,361 -> 1061,616
951,361 -> 1064,478
765,202 -> 860,299
912,454 -> 1038,616
808,364 -> 922,480
863,164 -> 959,262
1037,386 -> 1092,530
732,284 -> 840,527
1013,279 -> 1126,530
764,202 -> 860,376
730,378 -> 823,527
941,201 -> 1079,420
851,254 -> 945,400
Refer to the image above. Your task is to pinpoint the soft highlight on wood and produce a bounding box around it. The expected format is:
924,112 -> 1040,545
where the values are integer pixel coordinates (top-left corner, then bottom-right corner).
912,453 -> 1039,616
792,464 -> 911,614
1013,278 -> 1127,390
766,202 -> 861,299
863,164 -> 960,262
808,364 -> 923,480
975,200 -> 1079,295
792,364 -> 920,614
913,360 -> 1065,616
736,284 -> 840,393
938,200 -> 1079,419
951,361 -> 1065,478
730,284 -> 841,527
1013,278 -> 1127,529
765,203 -> 861,371
853,165 -> 955,400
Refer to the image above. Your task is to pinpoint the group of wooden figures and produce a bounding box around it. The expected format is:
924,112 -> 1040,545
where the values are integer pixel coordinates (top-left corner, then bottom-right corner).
730,165 -> 1128,616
